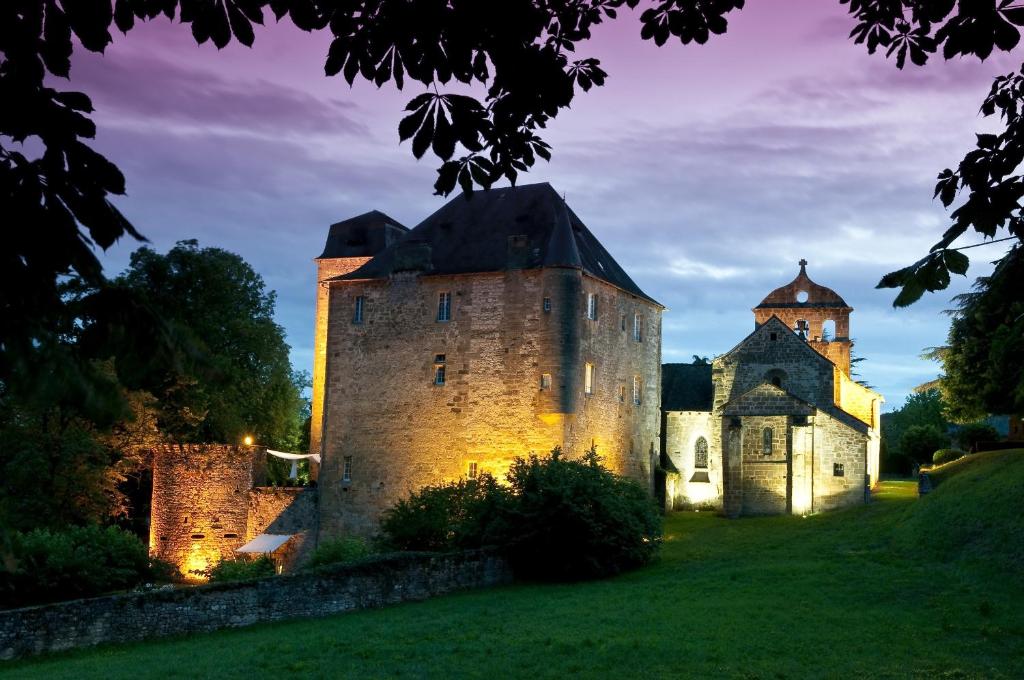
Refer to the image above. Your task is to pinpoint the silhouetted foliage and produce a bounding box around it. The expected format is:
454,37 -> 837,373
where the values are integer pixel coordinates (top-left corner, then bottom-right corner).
934,245 -> 1024,422
900,424 -> 949,466
932,448 -> 965,466
954,422 -> 1001,453
0,525 -> 160,607
205,555 -> 276,582
306,537 -> 373,568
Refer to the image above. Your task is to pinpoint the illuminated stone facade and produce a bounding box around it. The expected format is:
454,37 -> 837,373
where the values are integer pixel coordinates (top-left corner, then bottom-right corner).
314,184 -> 663,538
149,445 -> 317,579
663,263 -> 883,516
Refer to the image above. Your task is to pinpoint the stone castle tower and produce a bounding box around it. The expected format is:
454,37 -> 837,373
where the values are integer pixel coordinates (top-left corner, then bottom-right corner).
752,259 -> 853,374
314,183 -> 663,538
310,211 -> 409,470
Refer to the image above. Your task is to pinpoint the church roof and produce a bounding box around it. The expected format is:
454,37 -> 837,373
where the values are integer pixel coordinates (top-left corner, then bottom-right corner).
318,210 -> 408,259
755,260 -> 851,310
332,183 -> 659,305
662,362 -> 713,412
721,382 -> 817,417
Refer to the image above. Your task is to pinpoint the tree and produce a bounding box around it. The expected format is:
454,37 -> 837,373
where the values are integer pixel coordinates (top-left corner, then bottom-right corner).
98,240 -> 306,448
899,424 -> 949,467
880,388 -> 949,473
936,245 -> 1024,422
2,1 -> 1022,418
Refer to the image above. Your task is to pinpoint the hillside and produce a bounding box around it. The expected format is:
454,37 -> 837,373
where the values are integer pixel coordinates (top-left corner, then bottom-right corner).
895,449 -> 1024,570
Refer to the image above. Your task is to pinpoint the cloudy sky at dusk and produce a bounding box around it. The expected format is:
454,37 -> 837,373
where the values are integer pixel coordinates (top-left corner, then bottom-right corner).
67,1 -> 1018,410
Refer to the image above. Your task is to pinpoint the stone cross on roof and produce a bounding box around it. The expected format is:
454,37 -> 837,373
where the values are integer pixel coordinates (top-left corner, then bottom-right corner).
799,258 -> 808,268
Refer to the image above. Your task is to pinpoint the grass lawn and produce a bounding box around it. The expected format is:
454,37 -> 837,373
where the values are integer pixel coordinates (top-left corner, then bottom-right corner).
4,460 -> 1023,679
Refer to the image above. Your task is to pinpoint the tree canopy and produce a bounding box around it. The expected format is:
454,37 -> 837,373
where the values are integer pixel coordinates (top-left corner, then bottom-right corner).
2,0 -> 1022,417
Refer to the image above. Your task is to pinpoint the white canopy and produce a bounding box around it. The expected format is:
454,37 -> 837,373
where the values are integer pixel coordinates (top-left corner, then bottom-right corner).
236,533 -> 292,554
267,450 -> 321,463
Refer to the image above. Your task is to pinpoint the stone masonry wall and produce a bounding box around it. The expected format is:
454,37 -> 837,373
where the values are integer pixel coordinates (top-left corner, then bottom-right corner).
318,267 -> 661,539
246,487 -> 319,570
663,411 -> 721,509
150,445 -> 263,579
0,551 -> 511,661
813,411 -> 869,512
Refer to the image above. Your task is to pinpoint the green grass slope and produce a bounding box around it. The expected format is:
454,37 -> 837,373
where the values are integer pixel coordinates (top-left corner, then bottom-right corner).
3,476 -> 1023,679
897,449 -> 1024,570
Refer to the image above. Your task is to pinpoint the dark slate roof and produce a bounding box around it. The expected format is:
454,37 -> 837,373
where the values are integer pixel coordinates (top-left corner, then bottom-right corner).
662,363 -> 713,412
333,183 -> 659,305
755,260 -> 851,309
318,210 -> 409,259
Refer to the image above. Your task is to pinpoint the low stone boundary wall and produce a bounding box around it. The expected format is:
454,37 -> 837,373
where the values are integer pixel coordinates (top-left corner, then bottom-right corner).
0,551 -> 511,661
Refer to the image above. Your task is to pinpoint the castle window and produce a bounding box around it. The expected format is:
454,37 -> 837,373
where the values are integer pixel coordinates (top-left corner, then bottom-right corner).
437,292 -> 451,322
434,354 -> 446,385
633,314 -> 642,342
586,293 -> 597,320
762,427 -> 774,455
223,533 -> 238,539
343,456 -> 353,482
543,297 -> 551,313
633,376 -> 642,405
618,385 -> 626,402
540,373 -> 552,390
834,462 -> 845,477
620,314 -> 627,331
468,462 -> 478,479
585,362 -> 595,395
694,437 -> 709,469
353,295 -> 364,324
190,534 -> 205,540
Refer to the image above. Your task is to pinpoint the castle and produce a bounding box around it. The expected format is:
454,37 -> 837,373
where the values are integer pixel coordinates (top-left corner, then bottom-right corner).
149,183 -> 882,576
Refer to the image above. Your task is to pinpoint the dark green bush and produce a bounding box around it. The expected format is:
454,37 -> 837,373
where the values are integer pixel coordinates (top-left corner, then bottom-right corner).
933,449 -> 965,466
307,537 -> 372,568
206,556 -> 275,583
954,422 -> 1000,452
380,447 -> 662,581
0,525 -> 155,608
492,447 -> 662,581
380,474 -> 509,552
900,425 -> 949,465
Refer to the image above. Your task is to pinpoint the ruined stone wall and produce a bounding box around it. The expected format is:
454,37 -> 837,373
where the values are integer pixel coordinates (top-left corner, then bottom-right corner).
663,410 -> 721,509
0,551 -> 512,661
246,487 -> 319,570
310,256 -> 372,468
150,445 -> 263,579
318,267 -> 661,538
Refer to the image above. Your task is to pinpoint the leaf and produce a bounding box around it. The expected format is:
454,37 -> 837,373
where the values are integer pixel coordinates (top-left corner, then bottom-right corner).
226,1 -> 255,47
943,249 -> 970,275
411,108 -> 435,159
893,277 -> 927,307
114,0 -> 135,33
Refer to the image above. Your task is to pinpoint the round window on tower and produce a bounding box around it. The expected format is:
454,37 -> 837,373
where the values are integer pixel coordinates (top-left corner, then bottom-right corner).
796,290 -> 809,303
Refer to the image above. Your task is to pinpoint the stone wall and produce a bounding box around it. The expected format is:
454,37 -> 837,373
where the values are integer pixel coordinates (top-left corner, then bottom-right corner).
150,445 -> 264,579
318,267 -> 661,539
663,411 -> 721,509
246,487 -> 319,570
0,551 -> 511,661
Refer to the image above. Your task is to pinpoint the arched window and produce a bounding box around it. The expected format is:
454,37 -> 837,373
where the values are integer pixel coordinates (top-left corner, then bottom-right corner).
762,427 -> 773,455
694,437 -> 708,469
765,368 -> 787,389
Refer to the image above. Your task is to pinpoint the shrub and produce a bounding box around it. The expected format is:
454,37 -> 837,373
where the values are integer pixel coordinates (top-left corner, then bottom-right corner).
491,447 -> 662,581
379,446 -> 662,581
307,537 -> 373,568
0,525 -> 154,608
954,422 -> 1000,453
206,556 -> 276,583
933,449 -> 965,466
899,425 -> 949,465
380,474 -> 509,552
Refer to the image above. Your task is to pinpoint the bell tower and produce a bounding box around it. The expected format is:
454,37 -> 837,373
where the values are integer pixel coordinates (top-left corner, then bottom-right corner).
753,259 -> 853,374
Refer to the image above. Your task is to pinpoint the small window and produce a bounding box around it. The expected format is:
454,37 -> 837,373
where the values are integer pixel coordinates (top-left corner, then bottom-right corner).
190,534 -> 205,540
769,332 -> 778,341
343,456 -> 353,482
586,293 -> 597,320
632,375 -> 642,405
540,373 -> 552,390
618,385 -> 625,402
585,362 -> 595,395
834,462 -> 845,477
437,292 -> 451,322
633,314 -> 642,342
223,533 -> 238,539
434,354 -> 446,385
771,376 -> 782,387
620,314 -> 627,332
353,295 -> 364,324
694,437 -> 709,469
762,427 -> 773,455
543,297 -> 551,313
468,462 -> 478,479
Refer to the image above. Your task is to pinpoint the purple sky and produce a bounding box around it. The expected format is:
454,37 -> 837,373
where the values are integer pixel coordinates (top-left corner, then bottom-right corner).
67,1 -> 1019,411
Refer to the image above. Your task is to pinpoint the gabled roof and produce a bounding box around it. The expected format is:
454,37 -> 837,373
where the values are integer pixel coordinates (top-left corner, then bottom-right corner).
721,382 -> 816,417
333,183 -> 660,306
662,362 -> 713,412
318,210 -> 408,259
718,315 -> 830,366
755,260 -> 851,310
